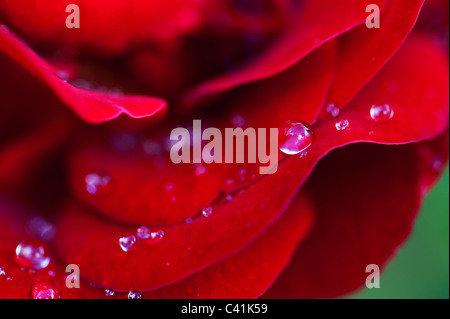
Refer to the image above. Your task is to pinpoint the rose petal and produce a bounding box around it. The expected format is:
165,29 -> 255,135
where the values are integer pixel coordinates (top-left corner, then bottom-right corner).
0,27 -> 167,123
181,0 -> 388,107
326,0 -> 425,108
262,136 -> 448,298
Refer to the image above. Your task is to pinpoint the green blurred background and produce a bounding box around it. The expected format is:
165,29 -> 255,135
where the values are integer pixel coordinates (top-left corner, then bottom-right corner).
353,168 -> 449,299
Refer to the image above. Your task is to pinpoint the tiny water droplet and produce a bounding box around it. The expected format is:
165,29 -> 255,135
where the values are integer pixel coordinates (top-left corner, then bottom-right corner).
202,206 -> 213,217
370,104 -> 394,122
224,179 -> 235,187
279,121 -> 315,155
0,266 -> 6,279
325,103 -> 340,118
225,194 -> 234,202
185,217 -> 194,224
27,217 -> 55,241
6,277 -> 12,281
48,270 -> 56,277
163,183 -> 175,192
85,173 -> 111,195
31,283 -> 61,299
136,226 -> 150,239
335,119 -> 349,131
149,230 -> 165,243
142,139 -> 162,156
119,235 -> 137,252
15,240 -> 50,270
105,289 -> 115,296
194,164 -> 207,176
128,291 -> 142,299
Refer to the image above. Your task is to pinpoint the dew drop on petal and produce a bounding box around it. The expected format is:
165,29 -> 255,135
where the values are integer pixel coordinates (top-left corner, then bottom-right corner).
149,230 -> 165,243
85,173 -> 111,195
136,226 -> 150,239
225,194 -> 234,202
370,104 -> 394,122
335,119 -> 349,131
185,217 -> 194,224
0,266 -> 6,279
128,291 -> 142,299
15,240 -> 50,270
119,235 -> 137,252
325,103 -> 340,118
279,121 -> 315,155
202,206 -> 214,217
31,283 -> 61,299
105,289 -> 115,297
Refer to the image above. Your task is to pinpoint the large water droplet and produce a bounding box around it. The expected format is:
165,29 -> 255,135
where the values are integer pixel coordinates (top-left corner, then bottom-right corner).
31,283 -> 61,299
279,121 -> 315,155
119,235 -> 137,252
202,206 -> 214,218
370,104 -> 394,122
128,291 -> 142,299
335,119 -> 349,131
15,240 -> 50,269
85,173 -> 111,195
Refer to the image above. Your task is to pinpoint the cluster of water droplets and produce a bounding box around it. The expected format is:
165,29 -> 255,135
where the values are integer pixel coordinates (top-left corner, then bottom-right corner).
119,226 -> 165,252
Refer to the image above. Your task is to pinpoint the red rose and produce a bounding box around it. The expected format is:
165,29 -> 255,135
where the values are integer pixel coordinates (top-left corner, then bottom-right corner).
0,0 -> 448,299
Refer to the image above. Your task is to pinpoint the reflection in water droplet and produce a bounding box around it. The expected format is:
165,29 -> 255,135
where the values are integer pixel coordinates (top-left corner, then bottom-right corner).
31,283 -> 61,299
202,206 -> 213,217
15,240 -> 50,269
105,289 -> 115,296
119,235 -> 137,252
370,104 -> 394,122
279,121 -> 315,155
335,119 -> 349,131
85,173 -> 111,195
325,103 -> 340,118
128,291 -> 142,299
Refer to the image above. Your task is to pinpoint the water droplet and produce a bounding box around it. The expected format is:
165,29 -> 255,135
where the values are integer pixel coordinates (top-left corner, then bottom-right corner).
165,262 -> 171,267
15,240 -> 50,269
163,183 -> 175,192
119,235 -> 137,252
27,217 -> 55,241
194,164 -> 207,176
370,104 -> 394,122
279,121 -> 315,155
335,119 -> 349,131
225,194 -> 234,202
85,173 -> 111,195
149,230 -> 165,243
136,226 -> 150,239
31,283 -> 61,299
224,179 -> 235,187
128,291 -> 142,299
202,206 -> 213,217
105,289 -> 115,296
6,277 -> 12,281
185,217 -> 194,224
48,270 -> 56,277
325,103 -> 340,118
0,266 -> 6,279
